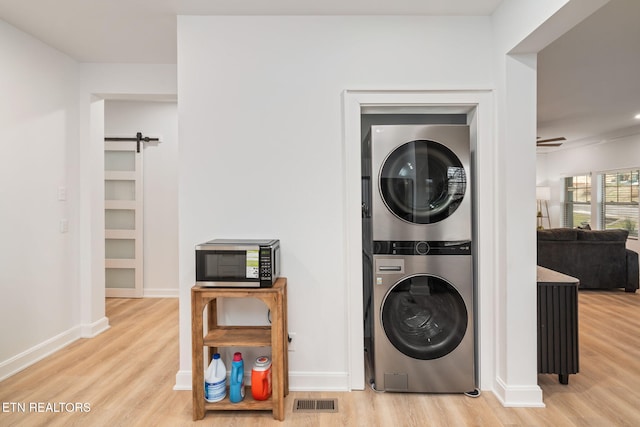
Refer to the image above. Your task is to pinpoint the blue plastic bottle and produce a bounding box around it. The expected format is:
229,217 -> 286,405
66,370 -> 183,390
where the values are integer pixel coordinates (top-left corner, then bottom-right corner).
229,352 -> 245,403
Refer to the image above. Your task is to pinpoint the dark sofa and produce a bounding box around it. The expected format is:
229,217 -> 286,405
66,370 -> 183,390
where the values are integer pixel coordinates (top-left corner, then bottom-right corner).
537,228 -> 639,292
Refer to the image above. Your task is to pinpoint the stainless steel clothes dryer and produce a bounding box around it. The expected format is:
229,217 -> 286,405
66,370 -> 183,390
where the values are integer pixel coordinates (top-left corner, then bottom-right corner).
372,245 -> 475,393
371,125 -> 470,242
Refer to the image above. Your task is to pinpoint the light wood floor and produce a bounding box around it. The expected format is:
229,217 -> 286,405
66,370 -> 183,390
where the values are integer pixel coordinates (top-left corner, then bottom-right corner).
1,291 -> 639,426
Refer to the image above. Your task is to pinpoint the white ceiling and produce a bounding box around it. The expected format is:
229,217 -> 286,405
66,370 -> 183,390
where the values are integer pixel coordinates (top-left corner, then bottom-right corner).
0,0 -> 503,63
537,0 -> 640,150
1,0 -> 639,150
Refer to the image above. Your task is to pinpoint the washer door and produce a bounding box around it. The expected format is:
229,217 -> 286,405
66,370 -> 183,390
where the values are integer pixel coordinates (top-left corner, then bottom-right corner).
379,140 -> 466,224
381,274 -> 468,360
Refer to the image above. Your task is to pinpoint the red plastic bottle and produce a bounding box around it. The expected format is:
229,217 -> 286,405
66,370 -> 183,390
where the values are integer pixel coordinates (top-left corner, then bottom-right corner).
251,356 -> 272,400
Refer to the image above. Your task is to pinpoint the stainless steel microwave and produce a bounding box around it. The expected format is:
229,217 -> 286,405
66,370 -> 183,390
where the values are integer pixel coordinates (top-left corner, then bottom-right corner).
195,239 -> 280,287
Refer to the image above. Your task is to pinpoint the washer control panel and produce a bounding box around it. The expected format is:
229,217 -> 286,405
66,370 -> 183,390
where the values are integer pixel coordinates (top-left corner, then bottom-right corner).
373,240 -> 472,255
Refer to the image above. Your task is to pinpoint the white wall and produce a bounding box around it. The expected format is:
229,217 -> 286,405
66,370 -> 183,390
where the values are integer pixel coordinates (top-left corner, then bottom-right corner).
490,0 -> 608,405
104,100 -> 179,297
177,9 -> 605,401
177,15 -> 495,391
0,20 -> 80,380
492,1 -> 555,405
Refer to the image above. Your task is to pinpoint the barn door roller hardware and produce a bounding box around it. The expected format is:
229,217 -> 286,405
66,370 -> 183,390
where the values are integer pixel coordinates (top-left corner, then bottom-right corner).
104,132 -> 159,153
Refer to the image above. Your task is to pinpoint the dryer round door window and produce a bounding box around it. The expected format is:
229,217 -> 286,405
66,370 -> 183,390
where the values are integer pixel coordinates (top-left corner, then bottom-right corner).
381,274 -> 467,360
379,140 -> 466,224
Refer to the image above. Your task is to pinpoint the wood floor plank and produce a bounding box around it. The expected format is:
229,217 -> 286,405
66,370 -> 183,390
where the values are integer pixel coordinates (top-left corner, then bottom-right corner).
1,290 -> 639,426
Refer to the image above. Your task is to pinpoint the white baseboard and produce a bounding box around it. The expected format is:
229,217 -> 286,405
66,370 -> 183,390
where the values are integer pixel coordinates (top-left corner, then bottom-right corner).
288,371 -> 349,391
493,376 -> 545,407
0,326 -> 82,382
173,370 -> 349,392
81,316 -> 110,338
174,370 -> 193,390
144,288 -> 179,298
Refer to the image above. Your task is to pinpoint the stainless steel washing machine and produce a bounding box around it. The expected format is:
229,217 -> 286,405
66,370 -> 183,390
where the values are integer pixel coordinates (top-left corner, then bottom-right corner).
372,246 -> 475,393
371,125 -> 470,242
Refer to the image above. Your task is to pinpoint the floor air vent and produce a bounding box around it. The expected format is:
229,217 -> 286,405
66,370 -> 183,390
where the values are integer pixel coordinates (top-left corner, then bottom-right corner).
293,398 -> 338,413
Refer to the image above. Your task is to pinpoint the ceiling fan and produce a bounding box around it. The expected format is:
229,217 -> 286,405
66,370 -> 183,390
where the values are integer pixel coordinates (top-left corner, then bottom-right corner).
536,136 -> 566,147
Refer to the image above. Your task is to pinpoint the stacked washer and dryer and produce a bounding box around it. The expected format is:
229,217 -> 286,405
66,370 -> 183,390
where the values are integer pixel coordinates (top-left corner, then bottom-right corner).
363,124 -> 475,393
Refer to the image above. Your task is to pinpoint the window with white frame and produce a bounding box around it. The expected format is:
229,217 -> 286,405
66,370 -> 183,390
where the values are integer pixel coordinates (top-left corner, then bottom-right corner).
564,174 -> 592,228
601,170 -> 639,238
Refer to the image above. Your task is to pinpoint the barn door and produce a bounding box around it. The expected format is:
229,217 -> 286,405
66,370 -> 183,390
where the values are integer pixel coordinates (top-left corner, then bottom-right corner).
104,140 -> 143,298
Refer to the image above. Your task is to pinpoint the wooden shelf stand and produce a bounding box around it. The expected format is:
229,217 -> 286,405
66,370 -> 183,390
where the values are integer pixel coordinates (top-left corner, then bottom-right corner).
191,278 -> 288,421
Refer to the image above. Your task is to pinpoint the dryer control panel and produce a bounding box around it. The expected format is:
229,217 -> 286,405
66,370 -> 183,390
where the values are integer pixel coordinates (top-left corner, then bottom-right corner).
373,240 -> 472,256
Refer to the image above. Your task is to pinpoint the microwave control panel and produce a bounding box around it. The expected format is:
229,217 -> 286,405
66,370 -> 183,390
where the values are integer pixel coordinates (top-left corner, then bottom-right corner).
260,248 -> 273,280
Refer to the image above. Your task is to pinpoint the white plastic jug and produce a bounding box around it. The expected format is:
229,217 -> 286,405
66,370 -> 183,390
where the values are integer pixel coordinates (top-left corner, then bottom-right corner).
204,353 -> 227,402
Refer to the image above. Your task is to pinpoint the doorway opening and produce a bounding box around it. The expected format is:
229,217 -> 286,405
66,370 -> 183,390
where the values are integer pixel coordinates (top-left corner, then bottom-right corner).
102,99 -> 178,300
342,90 -> 495,391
